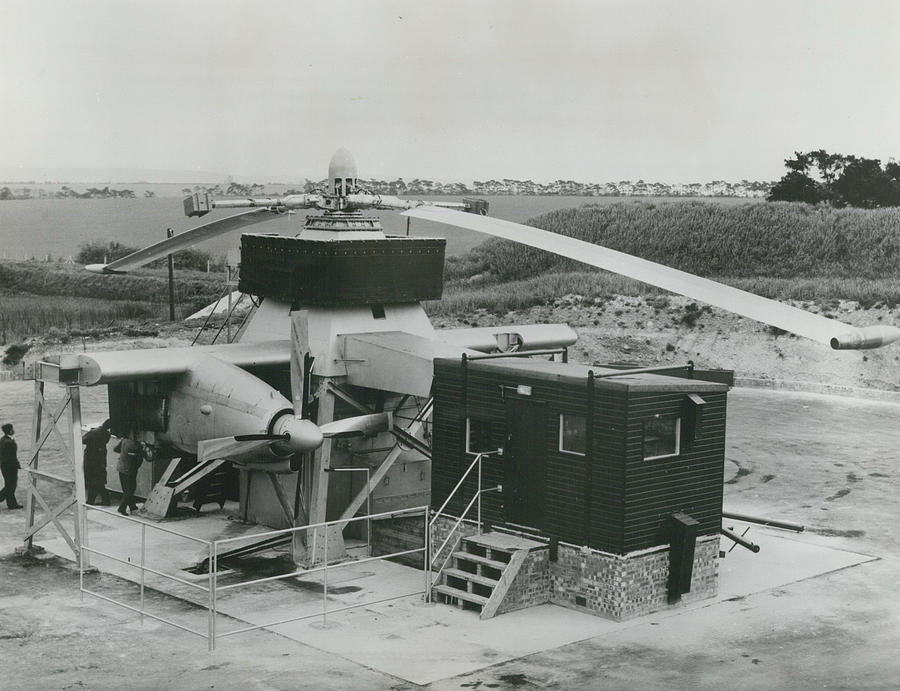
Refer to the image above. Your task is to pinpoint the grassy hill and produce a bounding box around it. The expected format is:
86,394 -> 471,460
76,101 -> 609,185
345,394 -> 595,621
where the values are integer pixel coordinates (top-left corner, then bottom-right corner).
434,201 -> 900,317
446,201 -> 900,282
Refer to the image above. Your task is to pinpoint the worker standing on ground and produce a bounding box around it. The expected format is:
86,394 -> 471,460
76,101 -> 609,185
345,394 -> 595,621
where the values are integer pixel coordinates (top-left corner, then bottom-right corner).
116,438 -> 148,515
83,420 -> 112,505
0,423 -> 22,509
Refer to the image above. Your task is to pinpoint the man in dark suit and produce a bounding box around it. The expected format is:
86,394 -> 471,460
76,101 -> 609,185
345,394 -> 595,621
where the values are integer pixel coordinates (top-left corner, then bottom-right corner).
116,438 -> 147,515
0,423 -> 22,509
83,420 -> 112,505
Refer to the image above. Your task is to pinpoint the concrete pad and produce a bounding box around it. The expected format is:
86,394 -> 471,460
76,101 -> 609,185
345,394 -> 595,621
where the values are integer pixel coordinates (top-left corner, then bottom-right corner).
35,511 -> 878,686
716,523 -> 877,599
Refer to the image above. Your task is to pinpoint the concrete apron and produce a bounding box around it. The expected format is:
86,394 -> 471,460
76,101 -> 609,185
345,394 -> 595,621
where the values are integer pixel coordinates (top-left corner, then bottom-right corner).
34,509 -> 876,686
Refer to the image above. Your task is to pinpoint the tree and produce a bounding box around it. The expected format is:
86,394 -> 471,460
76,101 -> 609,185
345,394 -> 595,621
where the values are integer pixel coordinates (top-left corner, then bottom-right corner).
767,170 -> 823,204
831,157 -> 893,208
768,150 -> 900,208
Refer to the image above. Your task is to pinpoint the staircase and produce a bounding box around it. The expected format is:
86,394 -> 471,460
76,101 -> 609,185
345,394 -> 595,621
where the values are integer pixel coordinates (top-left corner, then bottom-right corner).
432,532 -> 546,619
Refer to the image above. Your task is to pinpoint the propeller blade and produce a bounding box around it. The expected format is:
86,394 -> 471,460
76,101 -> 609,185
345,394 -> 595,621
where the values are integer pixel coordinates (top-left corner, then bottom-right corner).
197,436 -> 275,464
403,207 -> 900,350
85,209 -> 275,274
233,433 -> 288,442
320,412 -> 393,439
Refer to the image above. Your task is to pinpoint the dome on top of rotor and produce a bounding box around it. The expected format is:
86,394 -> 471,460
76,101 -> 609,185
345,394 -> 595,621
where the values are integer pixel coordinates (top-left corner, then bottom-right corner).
328,148 -> 357,196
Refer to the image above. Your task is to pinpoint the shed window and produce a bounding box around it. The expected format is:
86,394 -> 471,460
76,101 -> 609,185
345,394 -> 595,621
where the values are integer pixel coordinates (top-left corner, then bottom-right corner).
643,416 -> 680,460
466,418 -> 492,454
559,414 -> 586,455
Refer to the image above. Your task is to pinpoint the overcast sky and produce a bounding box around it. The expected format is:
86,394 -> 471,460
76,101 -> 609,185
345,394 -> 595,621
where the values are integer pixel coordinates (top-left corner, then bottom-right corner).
1,0 -> 898,183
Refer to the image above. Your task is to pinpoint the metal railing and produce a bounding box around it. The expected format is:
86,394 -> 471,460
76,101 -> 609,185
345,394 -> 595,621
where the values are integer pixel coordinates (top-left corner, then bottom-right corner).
79,503 -> 429,650
425,450 -> 502,601
80,505 -> 215,644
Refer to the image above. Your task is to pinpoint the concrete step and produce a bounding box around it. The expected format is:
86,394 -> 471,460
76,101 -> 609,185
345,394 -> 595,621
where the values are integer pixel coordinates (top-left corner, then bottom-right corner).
443,567 -> 499,589
452,551 -> 507,572
433,584 -> 488,607
463,531 -> 546,553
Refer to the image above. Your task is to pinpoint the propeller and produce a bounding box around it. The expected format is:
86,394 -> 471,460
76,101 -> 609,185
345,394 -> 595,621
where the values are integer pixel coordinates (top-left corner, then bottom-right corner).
85,209 -> 276,274
403,207 -> 900,350
198,412 -> 392,464
197,315 -> 391,466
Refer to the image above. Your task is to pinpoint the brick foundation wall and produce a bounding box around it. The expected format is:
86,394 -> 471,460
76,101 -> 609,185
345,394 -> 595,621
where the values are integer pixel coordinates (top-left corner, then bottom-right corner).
430,514 -> 480,569
495,548 -> 551,615
374,514 -> 719,622
551,534 -> 720,621
371,516 -> 426,568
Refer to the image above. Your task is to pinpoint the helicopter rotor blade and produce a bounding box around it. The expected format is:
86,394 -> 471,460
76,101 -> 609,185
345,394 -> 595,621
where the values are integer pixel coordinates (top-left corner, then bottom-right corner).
402,207 -> 900,350
85,208 -> 275,274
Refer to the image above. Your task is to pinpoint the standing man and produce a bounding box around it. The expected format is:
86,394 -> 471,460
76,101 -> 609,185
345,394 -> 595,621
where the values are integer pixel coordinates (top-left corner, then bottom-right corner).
83,420 -> 112,505
116,438 -> 148,515
0,423 -> 22,509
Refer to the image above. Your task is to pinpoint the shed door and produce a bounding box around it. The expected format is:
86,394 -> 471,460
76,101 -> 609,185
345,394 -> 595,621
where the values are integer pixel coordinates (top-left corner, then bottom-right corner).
504,399 -> 546,529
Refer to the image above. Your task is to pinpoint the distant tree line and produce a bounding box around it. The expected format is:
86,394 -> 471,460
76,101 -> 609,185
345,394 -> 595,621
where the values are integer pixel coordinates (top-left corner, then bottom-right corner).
768,150 -> 900,208
0,185 -> 137,200
76,240 -> 224,272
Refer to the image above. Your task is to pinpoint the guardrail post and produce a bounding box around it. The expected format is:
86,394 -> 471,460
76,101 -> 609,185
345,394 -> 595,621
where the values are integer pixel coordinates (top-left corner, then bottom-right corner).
140,523 -> 146,624
366,467 -> 372,558
423,508 -> 430,602
208,540 -> 215,651
323,524 -> 329,626
212,540 -> 217,648
477,453 -> 483,535
79,519 -> 84,601
69,384 -> 88,569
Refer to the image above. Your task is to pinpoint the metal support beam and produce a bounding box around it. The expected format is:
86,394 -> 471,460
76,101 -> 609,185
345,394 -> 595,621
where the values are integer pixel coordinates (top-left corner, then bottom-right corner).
267,472 -> 295,525
24,378 -> 86,565
24,490 -> 76,551
68,385 -> 88,568
337,397 -> 433,526
25,380 -> 44,550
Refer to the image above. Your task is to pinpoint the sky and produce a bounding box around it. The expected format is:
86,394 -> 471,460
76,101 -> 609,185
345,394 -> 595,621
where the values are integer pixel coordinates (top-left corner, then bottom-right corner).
1,0 -> 898,184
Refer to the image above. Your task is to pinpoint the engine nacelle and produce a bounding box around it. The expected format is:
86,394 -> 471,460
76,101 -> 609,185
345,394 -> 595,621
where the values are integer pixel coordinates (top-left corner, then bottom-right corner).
830,325 -> 900,350
156,357 -> 294,458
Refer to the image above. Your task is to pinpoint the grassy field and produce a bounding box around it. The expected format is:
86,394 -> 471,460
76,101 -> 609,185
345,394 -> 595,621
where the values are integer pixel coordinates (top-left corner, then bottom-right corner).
0,261 -> 222,344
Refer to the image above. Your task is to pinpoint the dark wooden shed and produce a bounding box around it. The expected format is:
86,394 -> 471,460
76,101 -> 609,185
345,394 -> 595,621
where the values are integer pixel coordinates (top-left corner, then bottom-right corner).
431,357 -> 731,555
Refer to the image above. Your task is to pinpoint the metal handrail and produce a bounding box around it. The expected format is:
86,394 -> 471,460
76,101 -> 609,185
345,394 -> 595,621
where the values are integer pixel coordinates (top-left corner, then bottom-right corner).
426,450 -> 503,599
80,505 -> 218,649
429,485 -> 502,587
217,546 -> 426,592
215,504 -> 426,546
79,501 -> 431,651
81,544 -> 209,591
430,450 -> 500,529
85,504 -> 211,544
210,505 -> 429,643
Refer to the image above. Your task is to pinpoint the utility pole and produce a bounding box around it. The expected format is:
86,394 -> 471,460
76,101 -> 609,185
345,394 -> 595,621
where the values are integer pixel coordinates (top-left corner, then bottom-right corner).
167,228 -> 176,321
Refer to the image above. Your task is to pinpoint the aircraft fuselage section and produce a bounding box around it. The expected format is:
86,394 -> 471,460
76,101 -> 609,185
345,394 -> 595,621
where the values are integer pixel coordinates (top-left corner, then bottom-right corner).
155,356 -> 292,456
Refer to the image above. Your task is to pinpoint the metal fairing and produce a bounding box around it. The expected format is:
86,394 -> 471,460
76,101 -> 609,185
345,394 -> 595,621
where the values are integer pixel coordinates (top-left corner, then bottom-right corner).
155,356 -> 291,456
